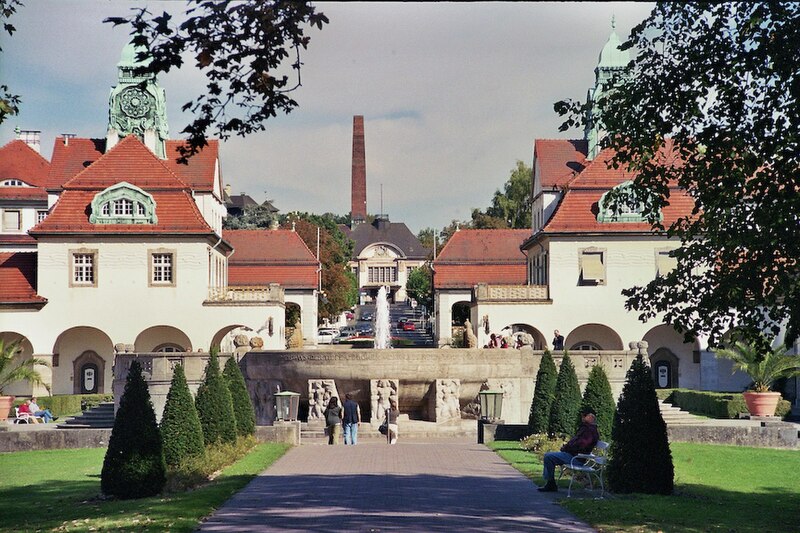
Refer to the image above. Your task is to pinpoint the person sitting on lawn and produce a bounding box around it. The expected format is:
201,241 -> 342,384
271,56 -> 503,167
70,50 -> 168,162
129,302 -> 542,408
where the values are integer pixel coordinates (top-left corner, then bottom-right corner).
29,397 -> 57,423
538,408 -> 599,492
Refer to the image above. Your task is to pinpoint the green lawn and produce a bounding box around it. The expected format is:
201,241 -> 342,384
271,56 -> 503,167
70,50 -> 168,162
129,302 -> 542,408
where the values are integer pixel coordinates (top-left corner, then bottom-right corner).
0,443 -> 290,532
489,441 -> 800,533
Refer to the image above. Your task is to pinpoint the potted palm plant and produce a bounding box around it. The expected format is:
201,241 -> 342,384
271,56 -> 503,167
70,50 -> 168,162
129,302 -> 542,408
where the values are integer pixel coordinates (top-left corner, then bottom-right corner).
0,339 -> 51,422
714,340 -> 800,417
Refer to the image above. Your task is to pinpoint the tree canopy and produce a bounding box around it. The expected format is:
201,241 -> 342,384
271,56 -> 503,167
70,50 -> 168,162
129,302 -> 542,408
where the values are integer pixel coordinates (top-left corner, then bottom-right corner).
105,1 -> 328,162
0,0 -> 22,124
557,3 -> 800,349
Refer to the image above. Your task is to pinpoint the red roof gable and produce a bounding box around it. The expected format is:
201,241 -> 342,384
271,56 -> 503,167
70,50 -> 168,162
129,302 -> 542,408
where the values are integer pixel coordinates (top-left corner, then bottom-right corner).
164,140 -> 219,192
0,186 -> 47,201
224,229 -> 319,289
0,140 -> 50,186
0,252 -> 45,304
433,229 -> 528,289
31,136 -> 212,236
542,144 -> 694,234
45,137 -> 105,189
534,139 -> 588,189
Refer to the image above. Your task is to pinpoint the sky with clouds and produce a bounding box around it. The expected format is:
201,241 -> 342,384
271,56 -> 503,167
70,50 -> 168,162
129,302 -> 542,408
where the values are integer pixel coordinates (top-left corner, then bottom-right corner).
0,1 -> 654,234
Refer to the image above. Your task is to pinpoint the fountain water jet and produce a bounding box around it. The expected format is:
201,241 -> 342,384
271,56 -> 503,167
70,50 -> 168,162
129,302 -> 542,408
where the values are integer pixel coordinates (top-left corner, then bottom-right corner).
374,286 -> 392,349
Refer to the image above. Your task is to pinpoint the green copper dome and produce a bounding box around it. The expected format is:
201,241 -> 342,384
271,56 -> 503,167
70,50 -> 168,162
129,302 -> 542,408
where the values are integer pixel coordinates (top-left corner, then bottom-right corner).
597,17 -> 629,69
118,41 -> 150,68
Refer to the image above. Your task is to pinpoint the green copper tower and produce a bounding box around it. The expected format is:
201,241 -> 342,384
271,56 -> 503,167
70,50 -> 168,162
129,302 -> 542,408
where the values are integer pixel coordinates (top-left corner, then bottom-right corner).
585,16 -> 630,160
107,42 -> 169,159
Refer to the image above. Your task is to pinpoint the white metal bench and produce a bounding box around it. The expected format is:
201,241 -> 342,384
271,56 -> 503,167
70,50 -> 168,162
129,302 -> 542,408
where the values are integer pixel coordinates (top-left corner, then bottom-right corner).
558,440 -> 609,497
13,407 -> 43,424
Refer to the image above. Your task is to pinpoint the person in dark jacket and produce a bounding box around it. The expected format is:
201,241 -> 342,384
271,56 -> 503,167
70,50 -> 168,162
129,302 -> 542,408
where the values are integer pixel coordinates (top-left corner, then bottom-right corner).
538,408 -> 600,492
324,396 -> 343,445
342,393 -> 361,445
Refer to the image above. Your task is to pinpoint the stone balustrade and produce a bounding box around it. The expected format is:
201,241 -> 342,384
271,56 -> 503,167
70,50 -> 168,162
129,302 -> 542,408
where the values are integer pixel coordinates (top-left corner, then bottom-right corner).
474,283 -> 549,302
206,283 -> 284,304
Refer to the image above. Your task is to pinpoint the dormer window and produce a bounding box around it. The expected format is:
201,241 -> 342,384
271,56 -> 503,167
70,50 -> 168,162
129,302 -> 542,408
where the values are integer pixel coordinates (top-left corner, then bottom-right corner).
2,179 -> 28,187
89,182 -> 157,225
596,181 -> 662,223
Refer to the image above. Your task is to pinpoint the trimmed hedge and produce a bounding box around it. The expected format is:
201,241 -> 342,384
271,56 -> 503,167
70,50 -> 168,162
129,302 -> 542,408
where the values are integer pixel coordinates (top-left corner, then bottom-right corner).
661,388 -> 792,419
223,357 -> 256,437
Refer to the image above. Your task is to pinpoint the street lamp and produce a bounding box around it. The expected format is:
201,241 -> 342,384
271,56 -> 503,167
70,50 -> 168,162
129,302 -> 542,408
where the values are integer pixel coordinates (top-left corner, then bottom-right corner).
274,391 -> 300,422
478,390 -> 504,421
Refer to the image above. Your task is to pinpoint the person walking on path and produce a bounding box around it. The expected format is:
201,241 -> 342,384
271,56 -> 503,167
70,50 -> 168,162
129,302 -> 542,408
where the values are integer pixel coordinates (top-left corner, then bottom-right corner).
538,408 -> 599,492
342,393 -> 361,445
324,396 -> 343,445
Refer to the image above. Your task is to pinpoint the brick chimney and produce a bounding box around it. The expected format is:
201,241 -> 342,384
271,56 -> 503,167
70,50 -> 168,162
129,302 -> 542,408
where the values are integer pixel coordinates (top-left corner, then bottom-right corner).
351,115 -> 367,227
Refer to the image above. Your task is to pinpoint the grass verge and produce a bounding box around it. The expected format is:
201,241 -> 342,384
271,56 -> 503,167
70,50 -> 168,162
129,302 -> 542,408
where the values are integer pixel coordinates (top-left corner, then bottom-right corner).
489,440 -> 800,533
0,442 -> 290,532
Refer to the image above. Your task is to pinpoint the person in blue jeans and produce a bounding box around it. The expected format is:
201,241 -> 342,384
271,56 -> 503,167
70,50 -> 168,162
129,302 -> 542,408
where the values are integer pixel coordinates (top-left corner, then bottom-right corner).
342,393 -> 361,445
538,408 -> 599,492
29,397 -> 57,423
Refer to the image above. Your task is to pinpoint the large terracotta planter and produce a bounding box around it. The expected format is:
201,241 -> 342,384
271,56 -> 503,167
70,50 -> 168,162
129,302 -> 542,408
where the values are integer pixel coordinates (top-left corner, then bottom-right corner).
742,391 -> 781,417
0,395 -> 15,422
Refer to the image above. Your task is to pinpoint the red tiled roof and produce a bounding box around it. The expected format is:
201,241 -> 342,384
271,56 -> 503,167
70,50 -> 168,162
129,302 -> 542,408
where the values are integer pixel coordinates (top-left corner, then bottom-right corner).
542,144 -> 694,234
534,139 -> 588,189
0,186 -> 47,201
0,234 -> 36,246
433,229 -> 528,289
45,137 -> 105,189
435,229 -> 529,263
224,229 -> 320,289
61,135 -> 191,190
0,252 -> 45,303
543,188 -> 695,234
434,264 -> 527,289
164,140 -> 220,192
31,136 -> 212,236
0,140 -> 50,186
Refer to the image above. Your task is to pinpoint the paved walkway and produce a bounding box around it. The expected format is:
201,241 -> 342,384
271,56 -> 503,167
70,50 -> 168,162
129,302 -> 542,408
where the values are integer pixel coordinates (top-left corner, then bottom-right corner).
197,441 -> 596,532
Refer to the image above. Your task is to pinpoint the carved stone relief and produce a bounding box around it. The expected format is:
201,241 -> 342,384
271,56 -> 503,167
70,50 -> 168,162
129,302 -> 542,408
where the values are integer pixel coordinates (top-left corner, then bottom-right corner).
370,379 -> 399,423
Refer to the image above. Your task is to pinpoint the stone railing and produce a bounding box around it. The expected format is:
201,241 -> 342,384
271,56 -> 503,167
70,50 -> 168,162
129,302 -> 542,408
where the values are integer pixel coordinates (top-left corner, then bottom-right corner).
474,283 -> 549,302
206,284 -> 284,304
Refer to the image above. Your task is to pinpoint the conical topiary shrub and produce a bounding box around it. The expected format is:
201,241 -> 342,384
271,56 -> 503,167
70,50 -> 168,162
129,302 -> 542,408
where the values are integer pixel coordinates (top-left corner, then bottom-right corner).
528,351 -> 558,434
160,364 -> 205,466
223,356 -> 256,437
580,364 -> 616,441
195,349 -> 237,445
548,353 -> 581,436
101,360 -> 166,499
608,354 -> 674,494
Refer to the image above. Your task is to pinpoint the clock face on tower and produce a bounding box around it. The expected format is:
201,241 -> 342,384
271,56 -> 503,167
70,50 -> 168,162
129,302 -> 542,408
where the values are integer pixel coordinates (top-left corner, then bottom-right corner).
119,87 -> 151,118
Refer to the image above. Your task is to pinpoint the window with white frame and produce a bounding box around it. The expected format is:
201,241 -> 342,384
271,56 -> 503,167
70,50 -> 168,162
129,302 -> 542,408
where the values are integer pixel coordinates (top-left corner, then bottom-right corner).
570,341 -> 602,351
90,182 -> 157,225
579,248 -> 606,285
71,251 -> 97,287
37,210 -> 48,223
368,266 -> 397,283
656,249 -> 678,277
2,210 -> 21,231
1,179 -> 25,186
150,252 -> 174,285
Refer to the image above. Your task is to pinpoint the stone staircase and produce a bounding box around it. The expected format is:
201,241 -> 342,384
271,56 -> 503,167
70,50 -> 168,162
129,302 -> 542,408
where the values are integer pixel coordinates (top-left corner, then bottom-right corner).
58,402 -> 115,429
658,400 -> 706,426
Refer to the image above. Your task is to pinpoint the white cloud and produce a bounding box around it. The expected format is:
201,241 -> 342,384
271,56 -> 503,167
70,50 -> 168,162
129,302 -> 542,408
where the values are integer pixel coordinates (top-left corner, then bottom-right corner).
1,1 -> 654,233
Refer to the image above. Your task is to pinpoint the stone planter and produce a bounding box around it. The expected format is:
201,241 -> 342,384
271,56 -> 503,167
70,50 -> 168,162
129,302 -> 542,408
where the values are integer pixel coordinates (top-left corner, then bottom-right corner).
0,395 -> 14,422
742,391 -> 781,417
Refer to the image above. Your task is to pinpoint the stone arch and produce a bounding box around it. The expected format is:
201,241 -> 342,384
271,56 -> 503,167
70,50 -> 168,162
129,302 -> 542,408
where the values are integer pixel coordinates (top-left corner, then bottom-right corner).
211,325 -> 250,353
499,323 -> 547,350
134,326 -> 192,352
643,324 -> 700,389
451,301 -> 471,326
0,332 -> 39,396
72,350 -> 105,394
565,324 -> 624,351
52,326 -> 114,395
285,302 -> 301,328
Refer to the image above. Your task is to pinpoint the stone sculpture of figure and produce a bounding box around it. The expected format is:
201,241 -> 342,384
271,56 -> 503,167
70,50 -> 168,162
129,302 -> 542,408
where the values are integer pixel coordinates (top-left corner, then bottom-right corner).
370,379 -> 398,423
308,379 -> 339,423
434,379 -> 461,422
287,321 -> 304,349
464,319 -> 478,348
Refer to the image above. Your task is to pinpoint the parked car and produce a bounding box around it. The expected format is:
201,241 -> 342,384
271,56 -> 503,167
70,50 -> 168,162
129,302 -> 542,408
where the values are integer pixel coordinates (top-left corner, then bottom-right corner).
317,328 -> 340,344
360,313 -> 374,321
402,321 -> 416,331
339,326 -> 358,338
356,324 -> 373,336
